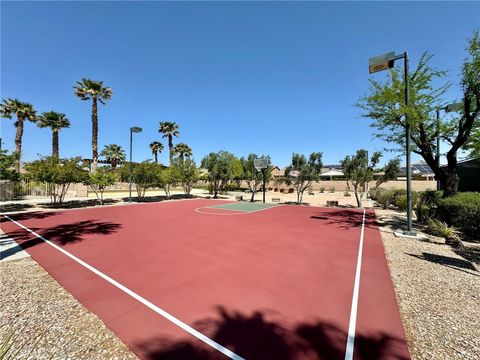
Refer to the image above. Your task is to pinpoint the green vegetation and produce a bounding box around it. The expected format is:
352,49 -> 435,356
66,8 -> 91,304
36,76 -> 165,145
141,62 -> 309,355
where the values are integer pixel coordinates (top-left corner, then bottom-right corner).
437,192 -> 480,237
74,78 -> 112,172
171,158 -> 199,196
200,151 -> 242,198
173,143 -> 192,163
0,99 -> 37,172
0,150 -> 20,182
428,219 -> 463,248
159,121 -> 180,165
149,141 -> 164,164
36,111 -> 70,158
284,152 -> 322,204
100,144 -> 126,170
239,154 -> 272,202
119,161 -> 162,201
25,157 -> 88,204
358,32 -> 480,197
374,158 -> 401,189
84,167 -> 117,204
341,149 -> 381,207
375,189 -> 395,209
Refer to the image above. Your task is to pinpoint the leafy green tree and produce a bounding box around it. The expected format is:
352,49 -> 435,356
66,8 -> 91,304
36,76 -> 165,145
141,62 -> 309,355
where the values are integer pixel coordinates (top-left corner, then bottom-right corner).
200,151 -> 241,198
159,121 -> 180,165
0,99 -> 37,172
240,154 -> 272,202
0,150 -> 20,181
171,158 -> 199,196
375,158 -> 401,189
84,167 -> 117,204
157,167 -> 178,198
173,143 -> 193,163
357,32 -> 480,197
37,111 -> 71,158
149,141 -> 164,164
285,152 -> 323,204
74,78 -> 113,172
100,144 -> 126,170
119,161 -> 161,201
341,150 -> 381,207
25,157 -> 89,204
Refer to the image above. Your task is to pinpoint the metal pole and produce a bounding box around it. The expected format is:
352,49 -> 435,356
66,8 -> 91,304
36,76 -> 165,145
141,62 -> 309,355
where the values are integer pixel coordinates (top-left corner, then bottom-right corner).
262,168 -> 266,203
436,109 -> 441,191
129,130 -> 133,203
404,52 -> 415,235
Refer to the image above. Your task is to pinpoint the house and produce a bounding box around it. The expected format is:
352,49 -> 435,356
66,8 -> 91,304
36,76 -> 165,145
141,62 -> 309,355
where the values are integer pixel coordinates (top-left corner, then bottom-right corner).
440,158 -> 480,192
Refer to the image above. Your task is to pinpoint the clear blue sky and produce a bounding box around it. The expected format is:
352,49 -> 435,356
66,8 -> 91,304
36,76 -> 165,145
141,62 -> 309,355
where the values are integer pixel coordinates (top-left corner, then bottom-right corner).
1,1 -> 479,167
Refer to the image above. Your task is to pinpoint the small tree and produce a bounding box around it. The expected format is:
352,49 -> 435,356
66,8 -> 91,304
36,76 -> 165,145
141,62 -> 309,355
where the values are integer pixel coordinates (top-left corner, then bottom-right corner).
200,151 -> 241,198
25,157 -> 88,204
171,158 -> 199,196
84,167 -> 117,204
285,152 -> 323,204
157,167 -> 178,199
341,150 -> 381,207
0,150 -> 20,181
240,154 -> 272,202
119,161 -> 161,201
374,158 -> 401,189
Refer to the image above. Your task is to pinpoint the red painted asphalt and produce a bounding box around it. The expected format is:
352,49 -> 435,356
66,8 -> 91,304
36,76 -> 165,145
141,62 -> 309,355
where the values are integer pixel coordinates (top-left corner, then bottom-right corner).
1,199 -> 410,359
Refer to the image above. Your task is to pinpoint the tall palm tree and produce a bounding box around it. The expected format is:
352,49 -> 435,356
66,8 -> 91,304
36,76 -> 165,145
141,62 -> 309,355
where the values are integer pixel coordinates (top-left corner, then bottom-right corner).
158,121 -> 180,165
173,143 -> 192,163
100,144 -> 126,170
74,78 -> 112,171
149,141 -> 164,164
37,111 -> 71,158
0,98 -> 37,172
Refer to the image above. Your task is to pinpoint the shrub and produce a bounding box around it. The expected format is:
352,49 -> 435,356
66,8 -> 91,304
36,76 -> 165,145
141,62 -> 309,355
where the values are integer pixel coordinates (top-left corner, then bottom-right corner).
437,192 -> 480,237
329,187 -> 335,193
320,187 -> 325,193
415,204 -> 431,224
391,189 -> 418,211
428,218 -> 463,248
376,189 -> 394,209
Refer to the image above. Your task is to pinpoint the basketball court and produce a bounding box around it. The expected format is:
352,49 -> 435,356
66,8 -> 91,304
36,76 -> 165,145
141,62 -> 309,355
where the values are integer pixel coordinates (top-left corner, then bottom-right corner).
1,199 -> 410,359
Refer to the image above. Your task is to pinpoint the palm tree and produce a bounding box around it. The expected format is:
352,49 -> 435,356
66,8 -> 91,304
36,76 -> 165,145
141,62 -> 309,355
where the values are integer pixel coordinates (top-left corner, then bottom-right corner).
158,121 -> 180,165
74,78 -> 112,171
37,111 -> 71,158
174,143 -> 192,163
100,144 -> 126,170
149,141 -> 164,164
0,98 -> 37,172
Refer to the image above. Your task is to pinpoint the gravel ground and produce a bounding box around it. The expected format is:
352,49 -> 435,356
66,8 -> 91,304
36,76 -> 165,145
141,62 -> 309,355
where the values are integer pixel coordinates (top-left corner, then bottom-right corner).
0,258 -> 138,359
376,209 -> 480,360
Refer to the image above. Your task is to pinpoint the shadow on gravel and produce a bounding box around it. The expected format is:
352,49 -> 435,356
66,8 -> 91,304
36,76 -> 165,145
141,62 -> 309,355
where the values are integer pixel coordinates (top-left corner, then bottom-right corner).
121,194 -> 198,203
407,252 -> 479,276
454,247 -> 480,265
0,203 -> 34,213
39,198 -> 119,209
135,306 -> 410,360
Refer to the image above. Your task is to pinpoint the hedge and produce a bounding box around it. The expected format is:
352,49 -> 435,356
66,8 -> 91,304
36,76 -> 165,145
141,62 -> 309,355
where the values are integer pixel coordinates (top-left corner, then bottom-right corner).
437,192 -> 480,237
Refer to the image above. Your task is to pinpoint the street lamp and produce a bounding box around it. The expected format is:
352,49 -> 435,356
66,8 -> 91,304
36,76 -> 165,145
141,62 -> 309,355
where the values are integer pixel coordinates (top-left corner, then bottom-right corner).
369,51 -> 415,235
129,126 -> 142,203
435,102 -> 462,190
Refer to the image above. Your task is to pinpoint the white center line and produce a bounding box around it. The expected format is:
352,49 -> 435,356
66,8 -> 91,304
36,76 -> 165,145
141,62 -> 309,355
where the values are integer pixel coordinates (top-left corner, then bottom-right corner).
344,209 -> 366,360
4,215 -> 244,360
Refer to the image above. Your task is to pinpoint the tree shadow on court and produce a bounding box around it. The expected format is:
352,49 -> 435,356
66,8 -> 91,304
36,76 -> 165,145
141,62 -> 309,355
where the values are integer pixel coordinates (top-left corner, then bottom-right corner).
2,220 -> 121,250
407,252 -> 479,277
135,306 -> 409,360
0,203 -> 34,213
310,209 -> 378,231
1,211 -> 59,221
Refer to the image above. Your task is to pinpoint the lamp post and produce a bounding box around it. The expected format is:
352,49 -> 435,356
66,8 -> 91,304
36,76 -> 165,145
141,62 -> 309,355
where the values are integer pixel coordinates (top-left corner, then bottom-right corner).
129,126 -> 142,203
369,51 -> 415,235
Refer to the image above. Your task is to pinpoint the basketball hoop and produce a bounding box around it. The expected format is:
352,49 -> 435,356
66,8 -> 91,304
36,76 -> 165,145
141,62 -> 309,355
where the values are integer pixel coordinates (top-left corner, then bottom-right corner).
254,158 -> 269,172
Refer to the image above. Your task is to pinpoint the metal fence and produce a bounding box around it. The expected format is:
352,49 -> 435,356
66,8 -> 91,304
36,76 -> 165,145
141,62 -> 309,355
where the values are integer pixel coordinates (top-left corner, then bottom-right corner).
13,179 -> 52,197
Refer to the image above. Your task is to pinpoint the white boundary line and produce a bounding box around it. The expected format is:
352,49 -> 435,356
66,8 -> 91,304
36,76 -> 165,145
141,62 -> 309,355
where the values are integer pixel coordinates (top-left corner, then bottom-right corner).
3,215 -> 244,360
195,203 -> 281,216
344,209 -> 366,360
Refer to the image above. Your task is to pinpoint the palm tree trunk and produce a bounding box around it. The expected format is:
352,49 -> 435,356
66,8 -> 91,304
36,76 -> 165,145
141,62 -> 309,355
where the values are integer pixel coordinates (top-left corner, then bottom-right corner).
154,152 -> 158,164
52,130 -> 59,158
91,97 -> 98,172
168,135 -> 173,165
14,116 -> 25,173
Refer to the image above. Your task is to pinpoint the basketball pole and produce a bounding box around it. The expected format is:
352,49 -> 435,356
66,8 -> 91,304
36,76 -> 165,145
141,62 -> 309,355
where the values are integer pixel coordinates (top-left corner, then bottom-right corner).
262,168 -> 266,203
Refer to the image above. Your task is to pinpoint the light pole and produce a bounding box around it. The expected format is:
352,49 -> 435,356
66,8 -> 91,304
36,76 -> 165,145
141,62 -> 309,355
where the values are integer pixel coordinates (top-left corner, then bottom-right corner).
369,51 -> 415,235
129,126 -> 142,203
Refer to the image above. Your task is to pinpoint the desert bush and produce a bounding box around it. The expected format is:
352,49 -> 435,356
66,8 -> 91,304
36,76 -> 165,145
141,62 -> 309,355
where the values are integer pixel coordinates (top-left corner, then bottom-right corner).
428,218 -> 463,248
437,192 -> 480,237
415,204 -> 431,224
320,187 -> 325,193
376,189 -> 394,209
329,187 -> 335,193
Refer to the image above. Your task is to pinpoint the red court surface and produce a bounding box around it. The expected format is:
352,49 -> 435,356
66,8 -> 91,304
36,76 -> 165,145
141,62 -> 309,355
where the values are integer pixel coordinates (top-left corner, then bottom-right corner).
1,199 -> 410,360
